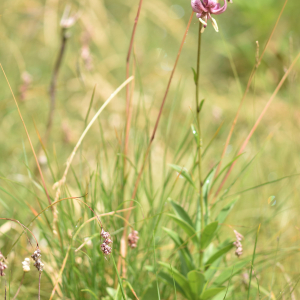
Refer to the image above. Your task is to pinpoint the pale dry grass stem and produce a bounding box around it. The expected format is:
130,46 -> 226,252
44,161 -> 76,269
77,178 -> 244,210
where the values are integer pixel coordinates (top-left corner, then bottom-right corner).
52,76 -> 133,232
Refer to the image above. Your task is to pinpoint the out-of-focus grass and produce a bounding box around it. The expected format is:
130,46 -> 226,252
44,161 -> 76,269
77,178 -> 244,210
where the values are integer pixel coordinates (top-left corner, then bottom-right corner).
0,0 -> 300,299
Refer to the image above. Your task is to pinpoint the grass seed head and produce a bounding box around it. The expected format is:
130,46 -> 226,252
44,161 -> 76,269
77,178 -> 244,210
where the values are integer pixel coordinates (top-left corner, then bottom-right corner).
0,251 -> 7,277
101,229 -> 112,256
128,230 -> 139,249
31,249 -> 44,272
233,230 -> 244,257
22,258 -> 31,272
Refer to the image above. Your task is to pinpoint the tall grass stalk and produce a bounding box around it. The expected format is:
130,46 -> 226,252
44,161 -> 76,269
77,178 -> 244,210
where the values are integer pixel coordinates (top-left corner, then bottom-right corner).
247,224 -> 261,300
124,0 -> 144,169
194,22 -> 204,267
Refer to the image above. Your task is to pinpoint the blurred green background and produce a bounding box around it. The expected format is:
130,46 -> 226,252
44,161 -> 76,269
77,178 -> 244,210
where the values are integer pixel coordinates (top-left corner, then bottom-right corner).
1,0 -> 300,299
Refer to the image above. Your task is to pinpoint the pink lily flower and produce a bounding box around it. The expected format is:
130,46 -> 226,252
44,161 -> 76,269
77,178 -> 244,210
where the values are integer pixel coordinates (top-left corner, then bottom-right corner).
191,0 -> 232,32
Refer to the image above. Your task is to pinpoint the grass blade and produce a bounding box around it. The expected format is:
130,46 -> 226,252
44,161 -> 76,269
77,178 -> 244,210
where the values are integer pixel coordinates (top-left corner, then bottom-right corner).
247,224 -> 261,300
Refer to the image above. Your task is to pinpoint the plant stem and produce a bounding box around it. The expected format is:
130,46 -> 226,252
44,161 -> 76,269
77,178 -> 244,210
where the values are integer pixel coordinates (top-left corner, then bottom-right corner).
12,272 -> 25,300
45,28 -> 69,144
195,22 -> 204,267
38,272 -> 41,300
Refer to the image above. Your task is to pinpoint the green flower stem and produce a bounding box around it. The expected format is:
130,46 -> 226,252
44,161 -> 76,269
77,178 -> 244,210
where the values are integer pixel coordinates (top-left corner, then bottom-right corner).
195,22 -> 204,267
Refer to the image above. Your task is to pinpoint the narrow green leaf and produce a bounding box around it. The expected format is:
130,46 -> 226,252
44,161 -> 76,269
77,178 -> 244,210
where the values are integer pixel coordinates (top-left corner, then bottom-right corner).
191,124 -> 199,145
169,199 -> 194,228
111,255 -> 126,300
216,199 -> 238,225
201,222 -> 218,249
213,259 -> 250,286
158,262 -> 193,299
153,232 -> 161,300
247,224 -> 261,300
191,67 -> 197,84
188,270 -> 205,297
201,287 -> 226,300
168,214 -> 199,246
158,272 -> 186,297
205,257 -> 222,282
169,164 -> 197,190
169,265 -> 178,300
199,99 -> 205,112
205,244 -> 234,270
163,227 -> 195,270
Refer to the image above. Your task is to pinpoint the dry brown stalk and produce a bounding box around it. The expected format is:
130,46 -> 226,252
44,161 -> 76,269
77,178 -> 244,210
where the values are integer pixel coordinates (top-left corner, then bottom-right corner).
124,0 -> 143,168
212,0 -> 289,187
118,12 -> 195,277
45,29 -> 69,144
214,50 -> 300,198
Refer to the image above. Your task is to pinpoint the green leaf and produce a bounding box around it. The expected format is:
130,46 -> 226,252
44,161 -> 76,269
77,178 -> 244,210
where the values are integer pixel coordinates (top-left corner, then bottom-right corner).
168,214 -> 199,246
199,99 -> 205,113
169,164 -> 197,190
213,259 -> 250,286
201,222 -> 218,249
158,272 -> 186,297
163,227 -> 195,271
247,224 -> 261,300
169,199 -> 194,228
188,270 -> 205,297
158,262 -> 193,299
205,257 -> 222,282
216,199 -> 238,225
204,243 -> 234,270
191,67 -> 197,84
111,255 -> 127,300
200,287 -> 226,300
191,124 -> 199,145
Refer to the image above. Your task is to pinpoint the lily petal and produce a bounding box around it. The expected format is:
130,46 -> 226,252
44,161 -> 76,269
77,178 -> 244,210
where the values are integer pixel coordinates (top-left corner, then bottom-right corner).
210,0 -> 227,15
191,0 -> 208,13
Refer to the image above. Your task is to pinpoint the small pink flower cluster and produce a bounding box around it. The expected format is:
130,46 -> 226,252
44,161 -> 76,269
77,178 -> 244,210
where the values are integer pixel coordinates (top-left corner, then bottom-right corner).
101,229 -> 113,256
128,230 -> 139,249
233,230 -> 243,258
0,251 -> 7,277
31,249 -> 44,272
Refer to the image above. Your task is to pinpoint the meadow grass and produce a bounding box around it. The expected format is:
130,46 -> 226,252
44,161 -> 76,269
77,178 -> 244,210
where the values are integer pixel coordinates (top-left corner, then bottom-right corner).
0,0 -> 300,299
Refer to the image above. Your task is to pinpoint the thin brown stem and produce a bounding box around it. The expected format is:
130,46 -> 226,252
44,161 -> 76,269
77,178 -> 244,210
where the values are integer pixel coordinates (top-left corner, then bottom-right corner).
38,272 -> 41,300
212,0 -> 289,187
214,50 -> 300,198
45,29 -> 69,143
118,12 -> 194,276
124,0 -> 143,167
0,218 -> 39,248
12,272 -> 25,300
